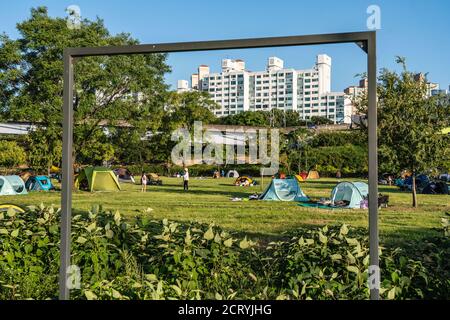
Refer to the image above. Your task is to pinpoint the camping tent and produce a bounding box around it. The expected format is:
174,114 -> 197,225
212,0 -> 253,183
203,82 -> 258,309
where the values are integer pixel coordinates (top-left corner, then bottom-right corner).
146,173 -> 162,185
307,170 -> 320,179
25,175 -> 54,191
298,172 -> 308,180
75,167 -> 121,192
422,181 -> 449,195
113,168 -> 135,184
260,178 -> 309,201
235,176 -> 255,187
226,170 -> 239,178
0,175 -> 28,196
330,181 -> 368,209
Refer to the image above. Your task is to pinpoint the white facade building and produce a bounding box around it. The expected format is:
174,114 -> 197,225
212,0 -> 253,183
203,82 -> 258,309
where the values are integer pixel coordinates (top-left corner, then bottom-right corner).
180,54 -> 353,124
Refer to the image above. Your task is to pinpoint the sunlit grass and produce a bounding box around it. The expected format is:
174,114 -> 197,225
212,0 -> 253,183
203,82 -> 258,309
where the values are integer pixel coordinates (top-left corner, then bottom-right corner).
3,177 -> 449,244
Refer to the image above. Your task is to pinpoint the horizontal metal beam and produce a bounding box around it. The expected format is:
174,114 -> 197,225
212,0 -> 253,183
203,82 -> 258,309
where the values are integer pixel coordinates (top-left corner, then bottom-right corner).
67,31 -> 373,57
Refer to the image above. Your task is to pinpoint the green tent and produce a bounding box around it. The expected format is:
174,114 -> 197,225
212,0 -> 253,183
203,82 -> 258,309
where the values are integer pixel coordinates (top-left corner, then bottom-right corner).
75,167 -> 121,192
260,178 -> 309,202
0,175 -> 28,196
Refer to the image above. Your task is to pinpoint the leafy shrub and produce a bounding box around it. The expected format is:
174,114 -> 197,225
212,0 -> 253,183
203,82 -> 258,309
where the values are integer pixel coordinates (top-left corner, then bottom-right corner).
0,140 -> 26,171
310,145 -> 368,176
0,205 -> 448,300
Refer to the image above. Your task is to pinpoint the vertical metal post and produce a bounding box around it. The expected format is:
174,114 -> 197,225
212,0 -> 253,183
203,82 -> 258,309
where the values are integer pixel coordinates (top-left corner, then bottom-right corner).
367,32 -> 379,300
60,50 -> 74,300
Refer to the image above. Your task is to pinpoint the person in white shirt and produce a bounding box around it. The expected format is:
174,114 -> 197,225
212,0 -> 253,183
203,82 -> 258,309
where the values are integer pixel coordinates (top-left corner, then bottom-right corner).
183,168 -> 189,191
141,172 -> 147,192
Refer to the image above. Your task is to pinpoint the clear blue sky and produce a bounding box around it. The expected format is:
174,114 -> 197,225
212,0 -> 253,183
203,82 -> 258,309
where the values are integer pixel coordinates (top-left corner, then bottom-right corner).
1,0 -> 449,91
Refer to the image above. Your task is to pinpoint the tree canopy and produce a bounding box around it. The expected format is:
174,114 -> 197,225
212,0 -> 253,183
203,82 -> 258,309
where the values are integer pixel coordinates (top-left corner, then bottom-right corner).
354,58 -> 450,206
0,7 -> 170,169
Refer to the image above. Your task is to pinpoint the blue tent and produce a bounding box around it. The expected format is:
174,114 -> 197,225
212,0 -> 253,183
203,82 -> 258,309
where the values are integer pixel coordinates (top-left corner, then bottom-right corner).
0,175 -> 28,196
330,181 -> 368,209
260,178 -> 309,202
25,175 -> 54,191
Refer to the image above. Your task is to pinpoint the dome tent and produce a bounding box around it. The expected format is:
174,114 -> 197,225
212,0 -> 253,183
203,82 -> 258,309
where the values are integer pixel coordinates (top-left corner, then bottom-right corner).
307,170 -> 320,179
0,175 -> 28,195
113,168 -> 136,184
25,175 -> 54,191
226,170 -> 239,178
260,178 -> 309,202
75,167 -> 121,192
330,181 -> 368,209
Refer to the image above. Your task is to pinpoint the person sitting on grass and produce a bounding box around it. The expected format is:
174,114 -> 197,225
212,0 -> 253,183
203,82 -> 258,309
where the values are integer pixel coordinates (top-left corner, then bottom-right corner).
141,172 -> 147,192
183,167 -> 189,191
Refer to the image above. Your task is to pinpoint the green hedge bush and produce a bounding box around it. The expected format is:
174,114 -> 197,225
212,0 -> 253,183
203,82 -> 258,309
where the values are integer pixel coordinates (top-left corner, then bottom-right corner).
0,205 -> 448,300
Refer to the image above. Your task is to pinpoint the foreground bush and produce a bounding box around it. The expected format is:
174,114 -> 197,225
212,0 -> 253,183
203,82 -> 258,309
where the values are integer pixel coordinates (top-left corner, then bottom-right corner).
0,205 -> 448,300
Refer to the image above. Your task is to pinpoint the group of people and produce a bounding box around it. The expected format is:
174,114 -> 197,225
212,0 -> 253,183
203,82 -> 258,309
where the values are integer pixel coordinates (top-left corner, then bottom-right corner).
140,168 -> 189,192
213,170 -> 226,178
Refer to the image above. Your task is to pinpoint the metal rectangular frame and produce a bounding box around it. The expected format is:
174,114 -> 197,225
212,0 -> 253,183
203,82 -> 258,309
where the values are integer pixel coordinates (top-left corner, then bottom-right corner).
61,31 -> 378,300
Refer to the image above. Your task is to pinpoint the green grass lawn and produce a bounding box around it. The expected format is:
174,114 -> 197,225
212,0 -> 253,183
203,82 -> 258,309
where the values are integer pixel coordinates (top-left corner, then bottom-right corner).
3,177 -> 449,244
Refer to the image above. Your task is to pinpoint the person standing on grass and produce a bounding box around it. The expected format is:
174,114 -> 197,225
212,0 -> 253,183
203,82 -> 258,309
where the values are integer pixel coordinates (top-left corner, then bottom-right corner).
141,172 -> 147,192
183,167 -> 189,191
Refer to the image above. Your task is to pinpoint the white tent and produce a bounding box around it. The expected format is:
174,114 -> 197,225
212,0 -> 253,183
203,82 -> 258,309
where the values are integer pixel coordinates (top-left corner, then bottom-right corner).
226,170 -> 239,178
0,175 -> 28,195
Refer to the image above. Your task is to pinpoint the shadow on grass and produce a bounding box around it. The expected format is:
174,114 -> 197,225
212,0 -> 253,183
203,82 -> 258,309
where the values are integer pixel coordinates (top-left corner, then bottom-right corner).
141,185 -> 253,198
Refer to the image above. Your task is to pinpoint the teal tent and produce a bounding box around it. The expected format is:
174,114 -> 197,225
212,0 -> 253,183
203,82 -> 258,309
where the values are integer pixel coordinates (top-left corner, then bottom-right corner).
25,175 -> 54,191
260,178 -> 309,202
330,181 -> 368,209
0,175 -> 28,196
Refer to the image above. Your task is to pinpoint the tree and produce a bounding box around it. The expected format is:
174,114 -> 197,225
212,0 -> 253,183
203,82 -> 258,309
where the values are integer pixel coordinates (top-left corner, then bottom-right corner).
0,140 -> 26,173
354,58 -> 450,207
150,90 -> 218,170
0,7 -> 170,170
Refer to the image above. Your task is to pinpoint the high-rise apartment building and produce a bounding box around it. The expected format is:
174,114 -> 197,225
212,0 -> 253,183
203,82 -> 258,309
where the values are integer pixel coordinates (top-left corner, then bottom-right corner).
179,54 -> 353,124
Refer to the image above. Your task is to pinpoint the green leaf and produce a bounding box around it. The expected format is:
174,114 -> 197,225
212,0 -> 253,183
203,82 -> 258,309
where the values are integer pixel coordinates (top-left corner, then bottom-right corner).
84,290 -> 97,300
347,266 -> 360,274
318,232 -> 327,244
86,222 -> 96,233
239,237 -> 250,249
114,211 -> 121,225
331,254 -> 342,261
10,229 -> 19,237
214,232 -> 222,244
346,237 -> 359,245
171,285 -> 182,296
184,229 -> 192,245
391,271 -> 399,283
111,288 -> 122,299
340,224 -> 349,235
105,229 -> 114,239
387,287 -> 396,300
6,208 -> 16,217
76,236 -> 87,244
203,227 -> 214,240
223,238 -> 233,248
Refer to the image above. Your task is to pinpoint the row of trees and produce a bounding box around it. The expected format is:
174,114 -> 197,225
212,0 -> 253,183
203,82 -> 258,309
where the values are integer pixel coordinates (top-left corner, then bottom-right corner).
0,7 -> 217,172
218,109 -> 334,127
